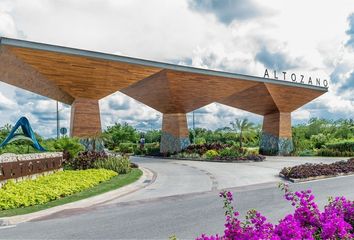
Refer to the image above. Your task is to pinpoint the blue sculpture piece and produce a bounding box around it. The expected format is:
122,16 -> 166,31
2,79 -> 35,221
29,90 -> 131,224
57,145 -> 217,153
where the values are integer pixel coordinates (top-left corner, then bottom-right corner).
0,117 -> 46,151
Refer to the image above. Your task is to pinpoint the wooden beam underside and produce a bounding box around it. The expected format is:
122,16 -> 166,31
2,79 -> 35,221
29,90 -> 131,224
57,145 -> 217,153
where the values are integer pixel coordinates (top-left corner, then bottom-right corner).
0,45 -> 325,114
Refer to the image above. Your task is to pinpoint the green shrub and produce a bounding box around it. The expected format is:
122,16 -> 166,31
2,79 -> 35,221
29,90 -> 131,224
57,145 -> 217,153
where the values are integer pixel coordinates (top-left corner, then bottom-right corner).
44,137 -> 84,160
316,148 -> 354,157
134,147 -> 147,155
116,142 -> 136,154
244,147 -> 259,155
93,156 -> 131,174
204,149 -> 219,159
310,134 -> 328,149
0,143 -> 38,155
67,151 -> 107,170
325,140 -> 354,152
0,169 -> 116,210
194,137 -> 206,145
298,149 -> 316,156
132,142 -> 160,156
102,123 -> 139,150
219,147 -> 241,158
145,143 -> 160,156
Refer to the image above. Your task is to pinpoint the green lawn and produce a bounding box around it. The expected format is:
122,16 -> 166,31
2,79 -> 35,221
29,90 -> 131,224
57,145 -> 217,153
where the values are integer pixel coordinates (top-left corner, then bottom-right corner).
0,168 -> 142,218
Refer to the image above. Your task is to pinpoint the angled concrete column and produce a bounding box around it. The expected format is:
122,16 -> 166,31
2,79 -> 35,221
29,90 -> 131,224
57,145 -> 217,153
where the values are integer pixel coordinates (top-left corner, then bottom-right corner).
70,98 -> 102,138
260,112 -> 293,155
160,113 -> 190,153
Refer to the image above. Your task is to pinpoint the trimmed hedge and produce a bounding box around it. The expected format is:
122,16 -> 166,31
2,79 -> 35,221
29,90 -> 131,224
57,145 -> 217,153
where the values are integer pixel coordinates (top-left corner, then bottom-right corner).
316,140 -> 354,157
326,140 -> 354,152
317,148 -> 354,157
116,142 -> 136,154
134,143 -> 160,156
0,169 -> 117,210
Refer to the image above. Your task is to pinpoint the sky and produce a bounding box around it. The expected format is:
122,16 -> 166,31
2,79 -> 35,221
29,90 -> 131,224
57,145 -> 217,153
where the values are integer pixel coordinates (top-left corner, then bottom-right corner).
0,0 -> 353,138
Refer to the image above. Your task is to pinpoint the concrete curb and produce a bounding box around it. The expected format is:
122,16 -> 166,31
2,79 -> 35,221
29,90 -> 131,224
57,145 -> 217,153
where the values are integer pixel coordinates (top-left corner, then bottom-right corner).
0,167 -> 155,226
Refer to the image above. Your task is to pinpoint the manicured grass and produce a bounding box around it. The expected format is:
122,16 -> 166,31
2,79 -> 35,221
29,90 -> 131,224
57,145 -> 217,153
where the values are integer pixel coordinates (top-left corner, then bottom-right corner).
0,168 -> 142,218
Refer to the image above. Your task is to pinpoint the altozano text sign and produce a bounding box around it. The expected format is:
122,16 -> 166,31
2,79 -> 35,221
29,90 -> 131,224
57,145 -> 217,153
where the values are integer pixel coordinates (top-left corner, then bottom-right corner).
263,69 -> 329,88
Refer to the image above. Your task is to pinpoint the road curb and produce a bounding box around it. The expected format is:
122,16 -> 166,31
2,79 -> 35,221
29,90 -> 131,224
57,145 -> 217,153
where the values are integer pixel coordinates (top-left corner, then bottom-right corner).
0,167 -> 155,226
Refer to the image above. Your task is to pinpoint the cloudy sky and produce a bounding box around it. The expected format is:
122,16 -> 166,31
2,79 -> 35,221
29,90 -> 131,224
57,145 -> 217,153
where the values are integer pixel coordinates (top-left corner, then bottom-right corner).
0,0 -> 353,138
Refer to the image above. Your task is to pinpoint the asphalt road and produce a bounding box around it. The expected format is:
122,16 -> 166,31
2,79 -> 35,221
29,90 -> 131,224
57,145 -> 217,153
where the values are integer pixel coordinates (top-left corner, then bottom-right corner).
109,156 -> 347,203
0,174 -> 353,240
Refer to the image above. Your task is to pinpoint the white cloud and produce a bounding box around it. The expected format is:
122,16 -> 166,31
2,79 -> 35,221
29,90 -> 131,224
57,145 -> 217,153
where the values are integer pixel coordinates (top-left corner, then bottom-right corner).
99,92 -> 162,131
3,0 -> 228,61
187,103 -> 261,130
292,109 -> 311,121
0,92 -> 16,109
0,0 -> 353,138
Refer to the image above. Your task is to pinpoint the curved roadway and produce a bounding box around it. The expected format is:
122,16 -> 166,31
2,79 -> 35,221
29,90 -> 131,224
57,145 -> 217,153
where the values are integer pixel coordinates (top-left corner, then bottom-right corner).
0,156 -> 352,239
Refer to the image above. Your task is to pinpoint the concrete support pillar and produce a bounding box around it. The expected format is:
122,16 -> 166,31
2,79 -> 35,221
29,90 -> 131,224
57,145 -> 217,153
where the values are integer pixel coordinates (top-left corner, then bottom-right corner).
260,112 -> 293,155
160,113 -> 190,153
70,98 -> 102,138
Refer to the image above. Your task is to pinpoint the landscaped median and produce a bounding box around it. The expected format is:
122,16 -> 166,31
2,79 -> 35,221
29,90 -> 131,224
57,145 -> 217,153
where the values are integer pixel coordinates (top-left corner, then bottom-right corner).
171,143 -> 265,162
279,158 -> 354,182
0,152 -> 143,218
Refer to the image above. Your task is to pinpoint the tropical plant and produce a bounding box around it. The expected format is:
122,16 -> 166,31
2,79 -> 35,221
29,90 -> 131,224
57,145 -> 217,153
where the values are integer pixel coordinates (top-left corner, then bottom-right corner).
66,151 -> 108,170
204,149 -> 219,159
219,147 -> 241,158
194,137 -> 206,145
184,143 -> 231,155
310,133 -> 328,149
44,137 -> 84,160
230,118 -> 255,148
93,156 -> 131,174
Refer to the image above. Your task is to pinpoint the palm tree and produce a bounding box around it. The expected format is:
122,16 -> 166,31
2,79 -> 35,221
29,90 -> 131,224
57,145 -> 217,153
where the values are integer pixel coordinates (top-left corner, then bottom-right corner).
230,118 -> 255,148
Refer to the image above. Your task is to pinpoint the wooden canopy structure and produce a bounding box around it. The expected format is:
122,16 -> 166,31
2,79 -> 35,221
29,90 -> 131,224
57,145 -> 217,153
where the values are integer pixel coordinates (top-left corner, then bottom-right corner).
0,37 -> 327,155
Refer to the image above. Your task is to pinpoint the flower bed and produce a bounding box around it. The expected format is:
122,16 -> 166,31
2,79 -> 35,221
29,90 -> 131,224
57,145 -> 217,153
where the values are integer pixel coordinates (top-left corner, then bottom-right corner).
197,184 -> 354,239
65,151 -> 132,174
0,169 -> 117,210
280,158 -> 354,181
174,144 -> 265,162
184,143 -> 232,155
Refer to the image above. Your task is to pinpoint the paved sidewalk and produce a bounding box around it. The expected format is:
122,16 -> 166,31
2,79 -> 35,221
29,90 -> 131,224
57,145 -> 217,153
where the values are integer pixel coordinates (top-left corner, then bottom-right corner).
0,167 -> 154,226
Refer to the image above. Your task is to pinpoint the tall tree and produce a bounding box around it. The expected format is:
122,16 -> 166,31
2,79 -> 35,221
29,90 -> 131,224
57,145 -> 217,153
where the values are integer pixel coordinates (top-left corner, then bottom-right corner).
102,123 -> 139,150
230,118 -> 255,148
